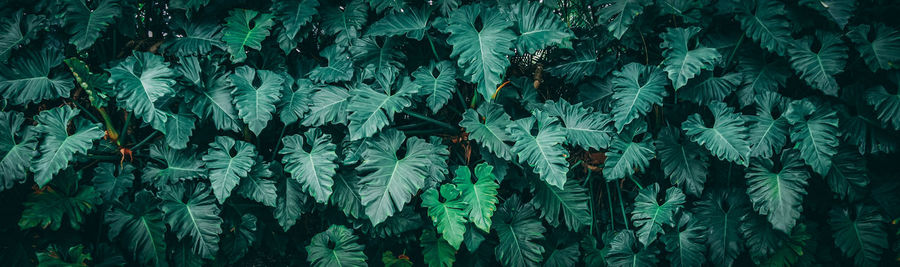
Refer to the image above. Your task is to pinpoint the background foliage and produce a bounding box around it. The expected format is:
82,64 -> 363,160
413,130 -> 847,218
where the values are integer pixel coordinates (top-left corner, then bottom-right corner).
1,0 -> 899,266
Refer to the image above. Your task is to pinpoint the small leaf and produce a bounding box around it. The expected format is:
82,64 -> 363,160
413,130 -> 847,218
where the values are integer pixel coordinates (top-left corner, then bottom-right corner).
611,63 -> 668,131
306,225 -> 367,267
280,129 -> 338,203
223,9 -> 275,63
682,101 -> 750,166
508,111 -> 569,189
632,184 -> 686,246
660,27 -> 722,90
203,136 -> 258,203
230,66 -> 284,135
160,183 -> 223,259
460,103 -> 515,160
452,163 -> 499,233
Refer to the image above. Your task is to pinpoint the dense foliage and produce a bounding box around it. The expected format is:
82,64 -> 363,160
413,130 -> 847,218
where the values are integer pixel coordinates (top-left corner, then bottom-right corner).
1,0 -> 900,266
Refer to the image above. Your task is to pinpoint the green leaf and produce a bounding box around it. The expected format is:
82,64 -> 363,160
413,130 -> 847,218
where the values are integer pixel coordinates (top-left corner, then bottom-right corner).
737,0 -> 793,56
143,142 -> 207,187
0,111 -> 37,191
350,36 -> 406,76
696,189 -> 749,267
865,84 -> 900,130
19,171 -> 101,231
182,57 -> 242,132
603,121 -> 655,181
306,225 -> 367,267
413,61 -> 458,113
163,21 -> 225,57
761,223 -> 812,267
230,66 -> 284,135
383,251 -> 414,267
460,103 -> 514,160
800,0 -> 855,29
610,63 -> 668,131
0,49 -> 74,105
223,9 -> 275,63
420,229 -> 457,267
532,178 -> 591,232
92,162 -> 135,202
108,51 -> 177,132
509,1 -> 574,53
302,83 -> 352,127
280,129 -> 338,203
847,24 -> 900,72
163,113 -> 196,150
508,111 -> 569,189
662,212 -> 706,267
747,92 -> 790,159
422,184 -> 468,250
272,0 -> 319,43
825,148 -> 869,201
348,75 -> 417,140
31,106 -> 104,187
736,56 -> 789,107
545,42 -> 615,84
236,158 -> 277,207
452,163 -> 499,233
274,170 -> 309,231
493,195 -> 545,267
739,212 -> 786,263
0,10 -> 43,62
784,99 -> 839,175
745,149 -> 809,234
660,27 -> 722,90
331,170 -> 364,219
359,129 -> 433,225
37,244 -> 92,267
829,205 -> 888,267
65,0 -> 120,51
320,0 -> 368,47
606,230 -> 660,267
595,0 -> 653,39
655,126 -> 708,197
277,77 -> 314,125
631,183 -> 686,246
366,5 -> 430,40
160,183 -> 223,259
682,101 -> 750,166
787,31 -> 848,96
203,136 -> 258,203
308,45 -> 354,83
446,4 -> 515,101
543,99 -> 613,150
105,191 -> 166,266
677,72 -> 741,105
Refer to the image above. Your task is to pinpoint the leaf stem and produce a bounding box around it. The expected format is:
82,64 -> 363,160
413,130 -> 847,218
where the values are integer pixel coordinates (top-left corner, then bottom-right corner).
628,175 -> 644,190
271,124 -> 289,160
71,100 -> 100,123
604,179 -> 616,231
727,35 -> 744,67
426,33 -> 440,60
131,131 -> 159,151
616,181 -> 630,230
587,171 -> 595,235
402,110 -> 456,131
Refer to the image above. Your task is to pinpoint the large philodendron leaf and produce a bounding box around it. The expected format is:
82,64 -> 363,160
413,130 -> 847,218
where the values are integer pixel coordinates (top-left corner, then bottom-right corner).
203,136 -> 258,204
236,158 -> 277,207
848,24 -> 900,72
747,92 -> 790,159
230,66 -> 284,135
0,11 -> 43,62
509,1 -> 574,53
413,61 -> 458,113
280,129 -> 338,204
682,101 -> 750,166
631,184 -> 686,246
92,163 -> 135,202
865,83 -> 900,130
546,41 -> 615,84
0,111 -> 37,191
610,63 -> 668,131
19,171 -> 101,231
105,191 -> 166,266
595,0 -> 653,39
532,178 -> 591,232
460,103 -> 514,160
604,121 -> 655,181
788,31 -> 848,96
332,170 -> 364,219
358,129 -> 433,225
306,225 -> 367,267
348,75 -> 418,140
660,27 -> 722,90
784,99 -> 839,175
421,184 -> 468,250
65,0 -> 120,51
745,149 -> 809,234
302,83 -> 352,127
446,4 -> 516,101
829,205 -> 888,267
508,111 -> 569,189
452,163 -> 499,233
655,126 -> 708,197
543,99 -> 613,150
606,230 -> 660,267
271,0 -> 319,49
736,56 -> 789,107
160,183 -> 223,260
662,212 -> 706,267
320,0 -> 368,47
366,5 -> 430,40
350,36 -> 406,76
737,0 -> 793,56
277,77 -> 314,125
825,148 -> 869,201
223,9 -> 275,63
800,0 -> 855,29
493,195 -> 545,267
696,189 -> 749,267
143,142 -> 206,187
0,49 -> 74,105
420,229 -> 457,267
274,170 -> 310,231
108,51 -> 177,132
182,57 -> 242,132
31,106 -> 104,187
676,72 -> 741,105
163,21 -> 225,57
308,45 -> 354,83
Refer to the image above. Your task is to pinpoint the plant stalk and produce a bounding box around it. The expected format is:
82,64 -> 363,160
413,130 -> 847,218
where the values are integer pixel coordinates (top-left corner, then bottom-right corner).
271,124 -> 289,160
426,33 -> 440,60
131,131 -> 159,151
402,110 -> 456,131
616,181 -> 630,230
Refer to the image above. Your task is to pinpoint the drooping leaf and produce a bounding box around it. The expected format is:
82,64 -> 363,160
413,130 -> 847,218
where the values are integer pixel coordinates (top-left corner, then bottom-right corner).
696,189 -> 749,267
509,1 -> 574,53
661,212 -> 706,267
739,212 -> 786,263
825,148 -> 869,201
306,225 -> 367,267
331,169 -> 364,219
545,42 -> 615,84
31,106 -> 104,187
745,149 -> 809,234
460,103 -> 514,160
65,0 -> 120,51
163,21 -> 225,57
37,244 -> 92,267
0,48 -> 74,105
784,99 -> 839,175
160,183 -> 223,259
800,0 -> 855,29
366,5 -> 430,40
610,63 -> 668,131
631,184 -> 686,246
413,61 -> 458,113
682,101 -> 750,166
271,0 -> 319,45
532,178 -> 590,232
182,57 -> 242,132
508,111 -> 569,189
236,158 -> 277,207
0,10 -> 43,62
452,163 -> 499,233
655,126 -> 709,197
660,27 -> 722,90
203,136 -> 258,203
737,0 -> 793,56
865,83 -> 900,130
677,72 -> 741,105
19,171 -> 101,231
350,36 -> 406,76
606,230 -> 660,267
92,163 -> 135,202
274,170 -> 309,231
105,191 -> 166,266
847,24 -> 900,72
420,229 -> 457,267
320,0 -> 368,47
230,66 -> 284,135
603,121 -> 655,181
787,31 -> 848,96
0,111 -> 37,191
493,195 -> 545,267
347,75 -> 417,140
358,129 -> 433,225
829,205 -> 888,267
421,184 -> 468,249
543,99 -> 613,150
280,129 -> 338,203
736,56 -> 789,107
446,4 -> 516,101
761,223 -> 812,267
223,9 -> 275,63
595,0 -> 653,39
